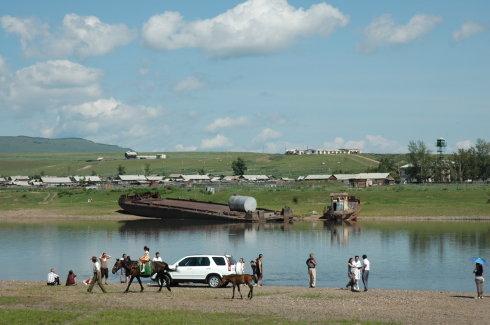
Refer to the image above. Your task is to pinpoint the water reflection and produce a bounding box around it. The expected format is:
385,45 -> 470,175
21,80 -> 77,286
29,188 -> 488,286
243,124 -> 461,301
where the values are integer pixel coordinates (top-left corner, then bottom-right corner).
0,219 -> 489,291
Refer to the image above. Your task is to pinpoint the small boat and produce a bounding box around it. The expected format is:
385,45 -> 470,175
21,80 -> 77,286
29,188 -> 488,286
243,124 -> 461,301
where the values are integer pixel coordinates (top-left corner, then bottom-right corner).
321,192 -> 360,221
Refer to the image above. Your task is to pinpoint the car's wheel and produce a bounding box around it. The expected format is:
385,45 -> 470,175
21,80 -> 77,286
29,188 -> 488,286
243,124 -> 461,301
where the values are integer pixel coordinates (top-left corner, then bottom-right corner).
207,274 -> 221,288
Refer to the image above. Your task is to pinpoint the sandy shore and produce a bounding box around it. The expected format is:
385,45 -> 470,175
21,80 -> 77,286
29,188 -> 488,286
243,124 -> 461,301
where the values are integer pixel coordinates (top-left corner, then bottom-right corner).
0,281 -> 488,324
1,209 -> 489,224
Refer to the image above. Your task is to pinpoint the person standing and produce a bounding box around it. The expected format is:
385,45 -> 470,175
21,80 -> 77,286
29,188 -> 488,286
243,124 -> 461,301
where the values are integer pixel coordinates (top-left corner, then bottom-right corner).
346,258 -> 357,291
99,252 -> 111,285
47,268 -> 60,286
353,255 -> 362,292
474,262 -> 485,299
235,258 -> 245,274
306,253 -> 317,288
362,254 -> 370,292
256,254 -> 264,286
87,256 -> 107,293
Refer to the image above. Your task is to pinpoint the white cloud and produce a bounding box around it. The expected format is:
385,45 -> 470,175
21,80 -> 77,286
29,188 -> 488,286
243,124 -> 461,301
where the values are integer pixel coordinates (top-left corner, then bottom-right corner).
173,76 -> 204,92
323,135 -> 403,153
205,116 -> 248,132
253,128 -> 282,143
360,14 -> 442,52
455,140 -> 474,150
453,21 -> 485,42
142,0 -> 348,57
200,134 -> 232,149
1,60 -> 102,110
174,144 -> 198,152
1,14 -> 134,57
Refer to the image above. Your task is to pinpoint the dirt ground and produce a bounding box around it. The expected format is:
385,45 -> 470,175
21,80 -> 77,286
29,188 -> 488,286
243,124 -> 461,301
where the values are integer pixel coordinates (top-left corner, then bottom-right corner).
0,281 -> 488,324
0,209 -> 144,223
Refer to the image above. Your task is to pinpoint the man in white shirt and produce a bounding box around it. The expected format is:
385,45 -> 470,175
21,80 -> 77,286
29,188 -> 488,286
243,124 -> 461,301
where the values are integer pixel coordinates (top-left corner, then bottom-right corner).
87,256 -> 107,293
354,256 -> 362,291
235,257 -> 245,274
362,254 -> 370,292
47,268 -> 60,286
152,252 -> 163,262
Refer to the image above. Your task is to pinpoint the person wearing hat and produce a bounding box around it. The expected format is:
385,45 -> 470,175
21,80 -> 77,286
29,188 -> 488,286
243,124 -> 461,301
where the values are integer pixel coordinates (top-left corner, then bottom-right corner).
87,256 -> 107,293
306,253 -> 317,288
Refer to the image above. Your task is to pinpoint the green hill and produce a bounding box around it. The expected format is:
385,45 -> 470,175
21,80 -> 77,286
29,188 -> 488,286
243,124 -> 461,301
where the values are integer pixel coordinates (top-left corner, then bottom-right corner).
0,151 -> 379,177
0,136 -> 130,153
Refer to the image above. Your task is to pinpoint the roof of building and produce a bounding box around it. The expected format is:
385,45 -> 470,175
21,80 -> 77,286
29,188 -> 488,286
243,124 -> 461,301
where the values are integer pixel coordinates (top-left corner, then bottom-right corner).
304,174 -> 331,180
73,176 -> 101,182
12,180 -> 31,186
241,175 -> 269,181
181,174 -> 210,181
168,174 -> 183,178
41,176 -> 72,184
118,175 -> 147,181
223,176 -> 240,181
0,177 -> 6,182
146,175 -> 164,181
10,176 -> 30,181
333,173 -> 392,180
400,163 -> 414,168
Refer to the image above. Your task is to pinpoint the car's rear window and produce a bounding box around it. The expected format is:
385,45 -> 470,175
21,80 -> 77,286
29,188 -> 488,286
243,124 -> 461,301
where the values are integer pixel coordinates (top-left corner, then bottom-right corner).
212,257 -> 226,266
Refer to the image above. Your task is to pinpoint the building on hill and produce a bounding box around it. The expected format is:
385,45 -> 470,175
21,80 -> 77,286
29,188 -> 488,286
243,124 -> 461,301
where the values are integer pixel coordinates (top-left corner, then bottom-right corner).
146,175 -> 164,183
223,176 -> 240,182
285,148 -> 361,155
9,176 -> 30,182
124,151 -> 166,160
168,174 -> 183,181
41,176 -> 73,187
181,175 -> 210,182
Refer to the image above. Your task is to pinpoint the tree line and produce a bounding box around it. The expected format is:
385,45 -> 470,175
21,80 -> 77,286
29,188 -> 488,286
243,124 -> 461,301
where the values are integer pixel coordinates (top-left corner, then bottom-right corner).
376,138 -> 489,183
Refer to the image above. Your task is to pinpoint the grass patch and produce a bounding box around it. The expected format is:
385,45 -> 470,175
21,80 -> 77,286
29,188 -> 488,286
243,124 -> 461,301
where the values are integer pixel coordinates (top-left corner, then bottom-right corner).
0,308 -> 387,325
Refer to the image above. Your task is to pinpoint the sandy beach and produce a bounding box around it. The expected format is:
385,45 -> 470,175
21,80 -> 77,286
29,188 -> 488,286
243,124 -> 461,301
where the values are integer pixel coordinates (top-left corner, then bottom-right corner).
0,281 -> 488,324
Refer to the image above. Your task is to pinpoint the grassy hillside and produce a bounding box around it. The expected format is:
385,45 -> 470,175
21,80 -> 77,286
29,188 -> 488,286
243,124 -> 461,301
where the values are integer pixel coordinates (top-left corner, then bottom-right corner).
0,184 -> 488,217
0,152 -> 379,177
0,136 -> 129,153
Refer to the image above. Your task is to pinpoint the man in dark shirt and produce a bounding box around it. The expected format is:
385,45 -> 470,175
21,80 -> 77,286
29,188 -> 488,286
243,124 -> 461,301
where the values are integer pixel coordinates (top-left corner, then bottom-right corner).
306,253 -> 317,288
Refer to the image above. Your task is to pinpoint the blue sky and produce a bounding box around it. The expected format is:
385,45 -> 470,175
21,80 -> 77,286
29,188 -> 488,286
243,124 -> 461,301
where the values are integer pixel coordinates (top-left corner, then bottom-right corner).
0,0 -> 488,153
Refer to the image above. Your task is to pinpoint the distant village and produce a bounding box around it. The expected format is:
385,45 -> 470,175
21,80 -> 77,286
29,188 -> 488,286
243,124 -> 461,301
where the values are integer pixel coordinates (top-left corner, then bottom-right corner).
0,172 -> 394,189
285,148 -> 361,155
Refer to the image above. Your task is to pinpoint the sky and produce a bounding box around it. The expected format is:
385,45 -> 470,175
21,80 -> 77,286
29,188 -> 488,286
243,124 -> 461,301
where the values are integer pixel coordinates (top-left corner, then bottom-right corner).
0,0 -> 488,153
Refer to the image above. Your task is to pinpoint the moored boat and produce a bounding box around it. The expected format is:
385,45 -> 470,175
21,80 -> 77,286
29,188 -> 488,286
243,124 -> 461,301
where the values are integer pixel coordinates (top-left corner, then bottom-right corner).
118,192 -> 293,223
320,192 -> 360,221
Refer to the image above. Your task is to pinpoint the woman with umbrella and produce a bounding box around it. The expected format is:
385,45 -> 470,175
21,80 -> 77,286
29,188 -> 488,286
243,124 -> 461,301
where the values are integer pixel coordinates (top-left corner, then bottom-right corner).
472,257 -> 485,299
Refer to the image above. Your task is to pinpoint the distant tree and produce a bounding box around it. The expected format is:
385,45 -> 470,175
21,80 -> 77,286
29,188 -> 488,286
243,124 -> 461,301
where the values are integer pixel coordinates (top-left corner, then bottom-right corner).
144,163 -> 151,176
198,168 -> 206,175
91,170 -> 97,176
475,138 -> 490,181
40,170 -> 46,177
376,156 -> 399,181
117,164 -> 126,175
231,157 -> 247,176
407,140 -> 433,183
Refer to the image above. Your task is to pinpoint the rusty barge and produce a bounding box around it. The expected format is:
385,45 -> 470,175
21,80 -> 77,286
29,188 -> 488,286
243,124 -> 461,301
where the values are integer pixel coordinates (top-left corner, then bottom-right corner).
118,193 -> 293,223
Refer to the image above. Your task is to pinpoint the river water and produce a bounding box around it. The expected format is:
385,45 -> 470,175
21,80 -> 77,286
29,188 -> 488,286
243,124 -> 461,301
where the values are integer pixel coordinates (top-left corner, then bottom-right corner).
0,219 -> 489,292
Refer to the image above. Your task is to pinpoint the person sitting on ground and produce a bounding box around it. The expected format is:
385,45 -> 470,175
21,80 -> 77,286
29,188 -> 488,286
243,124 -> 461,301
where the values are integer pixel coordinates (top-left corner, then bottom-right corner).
65,270 -> 77,286
139,246 -> 150,272
47,268 -> 60,286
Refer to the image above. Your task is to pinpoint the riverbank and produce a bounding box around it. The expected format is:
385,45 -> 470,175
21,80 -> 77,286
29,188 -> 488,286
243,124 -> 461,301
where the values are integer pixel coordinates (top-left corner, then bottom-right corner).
0,184 -> 489,219
0,281 -> 487,324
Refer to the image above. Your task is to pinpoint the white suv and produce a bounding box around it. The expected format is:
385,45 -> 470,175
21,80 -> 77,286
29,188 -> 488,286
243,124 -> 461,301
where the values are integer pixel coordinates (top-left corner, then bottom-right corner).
166,254 -> 235,288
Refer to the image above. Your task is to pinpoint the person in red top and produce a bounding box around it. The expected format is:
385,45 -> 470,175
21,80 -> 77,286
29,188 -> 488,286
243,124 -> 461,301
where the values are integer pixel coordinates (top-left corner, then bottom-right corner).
65,270 -> 77,286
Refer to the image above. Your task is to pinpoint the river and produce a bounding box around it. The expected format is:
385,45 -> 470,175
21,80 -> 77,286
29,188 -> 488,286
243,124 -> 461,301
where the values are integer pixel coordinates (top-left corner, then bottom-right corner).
0,219 -> 489,292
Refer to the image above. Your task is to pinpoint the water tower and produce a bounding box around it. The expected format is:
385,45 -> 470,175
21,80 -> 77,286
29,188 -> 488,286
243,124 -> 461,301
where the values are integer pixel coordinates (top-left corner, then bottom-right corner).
436,138 -> 447,156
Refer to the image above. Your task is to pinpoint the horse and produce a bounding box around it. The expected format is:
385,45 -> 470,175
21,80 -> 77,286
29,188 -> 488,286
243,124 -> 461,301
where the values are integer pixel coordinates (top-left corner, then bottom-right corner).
220,274 -> 255,299
111,259 -> 171,293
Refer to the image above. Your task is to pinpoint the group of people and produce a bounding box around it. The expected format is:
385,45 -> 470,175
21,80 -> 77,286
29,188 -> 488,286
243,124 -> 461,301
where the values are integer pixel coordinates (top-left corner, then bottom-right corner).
234,254 -> 264,286
346,255 -> 370,292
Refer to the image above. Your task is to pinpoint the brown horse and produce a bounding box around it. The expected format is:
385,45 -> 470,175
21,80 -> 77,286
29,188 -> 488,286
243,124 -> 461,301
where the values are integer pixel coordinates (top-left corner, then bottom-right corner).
220,274 -> 255,299
111,259 -> 171,293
